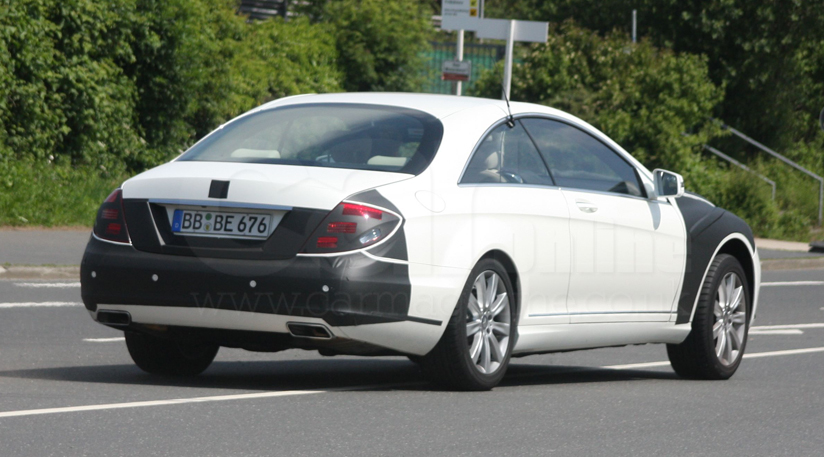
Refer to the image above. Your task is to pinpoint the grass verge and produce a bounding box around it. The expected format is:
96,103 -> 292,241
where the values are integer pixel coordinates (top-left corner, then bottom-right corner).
0,161 -> 128,227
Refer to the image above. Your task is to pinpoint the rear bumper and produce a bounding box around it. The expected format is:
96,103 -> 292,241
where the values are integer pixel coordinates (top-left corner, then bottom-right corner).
81,236 -> 426,329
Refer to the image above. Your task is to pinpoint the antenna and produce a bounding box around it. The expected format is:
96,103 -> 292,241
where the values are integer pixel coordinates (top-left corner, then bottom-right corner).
502,80 -> 515,128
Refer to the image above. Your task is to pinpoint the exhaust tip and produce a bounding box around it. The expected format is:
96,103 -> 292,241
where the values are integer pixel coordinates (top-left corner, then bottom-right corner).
287,322 -> 333,339
97,310 -> 132,327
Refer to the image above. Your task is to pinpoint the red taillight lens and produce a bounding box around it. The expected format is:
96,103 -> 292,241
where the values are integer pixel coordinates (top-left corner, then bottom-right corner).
327,222 -> 357,233
342,203 -> 382,220
93,189 -> 131,244
302,201 -> 401,254
316,236 -> 338,248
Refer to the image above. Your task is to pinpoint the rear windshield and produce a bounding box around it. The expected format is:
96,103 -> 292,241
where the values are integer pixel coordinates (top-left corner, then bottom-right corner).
177,103 -> 444,175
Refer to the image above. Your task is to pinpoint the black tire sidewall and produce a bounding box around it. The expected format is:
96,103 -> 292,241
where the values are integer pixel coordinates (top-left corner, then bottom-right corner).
697,254 -> 751,378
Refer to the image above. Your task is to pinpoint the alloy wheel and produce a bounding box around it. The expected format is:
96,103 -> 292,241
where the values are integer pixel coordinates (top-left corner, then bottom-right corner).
713,272 -> 747,366
465,270 -> 511,374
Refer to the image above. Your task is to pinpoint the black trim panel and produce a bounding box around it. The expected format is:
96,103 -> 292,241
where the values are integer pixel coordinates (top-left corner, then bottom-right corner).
123,199 -> 328,260
674,194 -> 755,324
208,180 -> 230,199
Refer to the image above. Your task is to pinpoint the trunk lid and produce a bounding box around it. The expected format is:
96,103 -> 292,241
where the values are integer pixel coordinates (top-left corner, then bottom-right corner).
122,161 -> 412,211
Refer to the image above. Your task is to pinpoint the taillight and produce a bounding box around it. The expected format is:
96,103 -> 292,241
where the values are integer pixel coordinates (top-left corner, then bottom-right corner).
93,189 -> 131,244
302,202 -> 401,254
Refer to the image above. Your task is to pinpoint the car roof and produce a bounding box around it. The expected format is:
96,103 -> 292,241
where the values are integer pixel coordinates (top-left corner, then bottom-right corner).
258,92 -> 522,120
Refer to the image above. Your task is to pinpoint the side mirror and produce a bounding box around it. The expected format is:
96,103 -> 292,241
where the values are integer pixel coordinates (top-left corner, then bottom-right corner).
653,169 -> 684,198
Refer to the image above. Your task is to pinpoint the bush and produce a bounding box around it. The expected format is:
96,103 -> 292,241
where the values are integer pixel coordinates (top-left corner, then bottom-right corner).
0,0 -> 345,174
0,0 -> 142,173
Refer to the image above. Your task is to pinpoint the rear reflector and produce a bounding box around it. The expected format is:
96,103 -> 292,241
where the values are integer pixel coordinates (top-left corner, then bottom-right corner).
101,208 -> 119,220
316,236 -> 338,248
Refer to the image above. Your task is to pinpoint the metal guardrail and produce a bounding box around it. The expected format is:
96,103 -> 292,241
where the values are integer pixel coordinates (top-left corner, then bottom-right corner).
238,0 -> 288,20
717,122 -> 823,225
703,145 -> 776,200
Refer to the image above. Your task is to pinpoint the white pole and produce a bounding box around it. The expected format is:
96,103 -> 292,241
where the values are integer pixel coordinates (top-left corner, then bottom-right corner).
632,10 -> 637,43
502,20 -> 515,101
456,29 -> 464,96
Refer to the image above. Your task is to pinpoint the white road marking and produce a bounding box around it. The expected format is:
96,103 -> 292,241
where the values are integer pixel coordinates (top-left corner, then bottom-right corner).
602,360 -> 671,370
751,323 -> 824,330
761,281 -> 824,287
749,329 -> 804,335
0,390 -> 322,419
603,346 -> 824,371
14,282 -> 81,288
0,302 -> 82,309
743,346 -> 824,359
83,337 -> 125,343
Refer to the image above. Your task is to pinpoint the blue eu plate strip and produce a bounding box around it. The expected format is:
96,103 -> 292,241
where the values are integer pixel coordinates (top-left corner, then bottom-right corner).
172,209 -> 183,232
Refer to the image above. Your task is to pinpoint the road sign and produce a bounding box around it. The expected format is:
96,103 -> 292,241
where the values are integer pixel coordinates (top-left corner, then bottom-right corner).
442,60 -> 472,82
441,0 -> 484,24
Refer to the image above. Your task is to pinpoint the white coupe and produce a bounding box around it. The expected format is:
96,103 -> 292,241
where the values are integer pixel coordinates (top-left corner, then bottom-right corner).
81,93 -> 760,390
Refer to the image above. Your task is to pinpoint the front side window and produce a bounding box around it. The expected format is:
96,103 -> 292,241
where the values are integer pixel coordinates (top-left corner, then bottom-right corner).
461,121 -> 553,185
521,118 -> 644,197
178,104 -> 443,175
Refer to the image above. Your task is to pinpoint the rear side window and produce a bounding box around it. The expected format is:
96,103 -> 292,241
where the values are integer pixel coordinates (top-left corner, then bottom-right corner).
178,104 -> 443,175
461,122 -> 553,185
521,118 -> 644,197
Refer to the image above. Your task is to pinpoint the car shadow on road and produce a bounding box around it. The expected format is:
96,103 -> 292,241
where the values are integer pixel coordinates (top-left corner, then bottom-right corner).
0,358 -> 680,393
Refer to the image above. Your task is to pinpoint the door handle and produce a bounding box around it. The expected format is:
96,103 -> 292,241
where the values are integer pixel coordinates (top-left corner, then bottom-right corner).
575,200 -> 598,213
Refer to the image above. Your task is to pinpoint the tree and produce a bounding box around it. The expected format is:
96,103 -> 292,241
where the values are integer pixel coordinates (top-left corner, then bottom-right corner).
296,0 -> 434,92
473,22 -> 722,173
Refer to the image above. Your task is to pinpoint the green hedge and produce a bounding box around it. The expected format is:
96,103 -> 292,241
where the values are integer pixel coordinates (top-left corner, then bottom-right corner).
0,0 -> 343,174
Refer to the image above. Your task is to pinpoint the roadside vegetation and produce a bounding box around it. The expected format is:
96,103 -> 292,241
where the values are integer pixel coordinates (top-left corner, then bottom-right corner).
1,0 -> 823,240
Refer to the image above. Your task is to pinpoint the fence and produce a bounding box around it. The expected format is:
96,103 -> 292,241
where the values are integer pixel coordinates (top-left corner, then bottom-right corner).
423,41 -> 506,95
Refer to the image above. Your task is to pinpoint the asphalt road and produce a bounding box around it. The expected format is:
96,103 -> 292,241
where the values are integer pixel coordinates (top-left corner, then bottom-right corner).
0,269 -> 822,456
0,230 -> 90,266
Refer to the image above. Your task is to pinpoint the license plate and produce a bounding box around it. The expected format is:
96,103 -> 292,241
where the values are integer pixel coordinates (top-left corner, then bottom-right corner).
171,209 -> 273,239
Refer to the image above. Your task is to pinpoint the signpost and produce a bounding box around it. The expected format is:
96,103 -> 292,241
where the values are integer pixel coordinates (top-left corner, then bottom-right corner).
441,3 -> 547,101
441,1 -> 482,96
442,60 -> 472,82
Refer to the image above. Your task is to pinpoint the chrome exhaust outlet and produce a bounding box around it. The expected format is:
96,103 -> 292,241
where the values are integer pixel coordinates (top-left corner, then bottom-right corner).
287,322 -> 334,339
96,310 -> 132,327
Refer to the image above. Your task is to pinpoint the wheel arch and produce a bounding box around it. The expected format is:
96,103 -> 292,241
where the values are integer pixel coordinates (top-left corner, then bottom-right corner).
686,232 -> 757,324
716,237 -> 756,318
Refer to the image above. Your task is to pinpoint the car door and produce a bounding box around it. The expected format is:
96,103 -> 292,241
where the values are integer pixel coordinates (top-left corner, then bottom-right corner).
521,118 -> 685,323
460,121 -> 571,324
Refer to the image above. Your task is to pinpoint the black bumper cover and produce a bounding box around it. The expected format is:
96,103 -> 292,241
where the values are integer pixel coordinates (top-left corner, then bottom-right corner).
81,236 -> 415,327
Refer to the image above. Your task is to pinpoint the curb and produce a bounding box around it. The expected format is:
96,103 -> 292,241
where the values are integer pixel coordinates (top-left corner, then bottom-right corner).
760,257 -> 824,271
0,266 -> 81,280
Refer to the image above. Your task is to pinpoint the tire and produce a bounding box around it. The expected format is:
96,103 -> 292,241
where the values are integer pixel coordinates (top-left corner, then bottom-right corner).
125,331 -> 219,376
420,259 -> 516,391
667,254 -> 750,380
